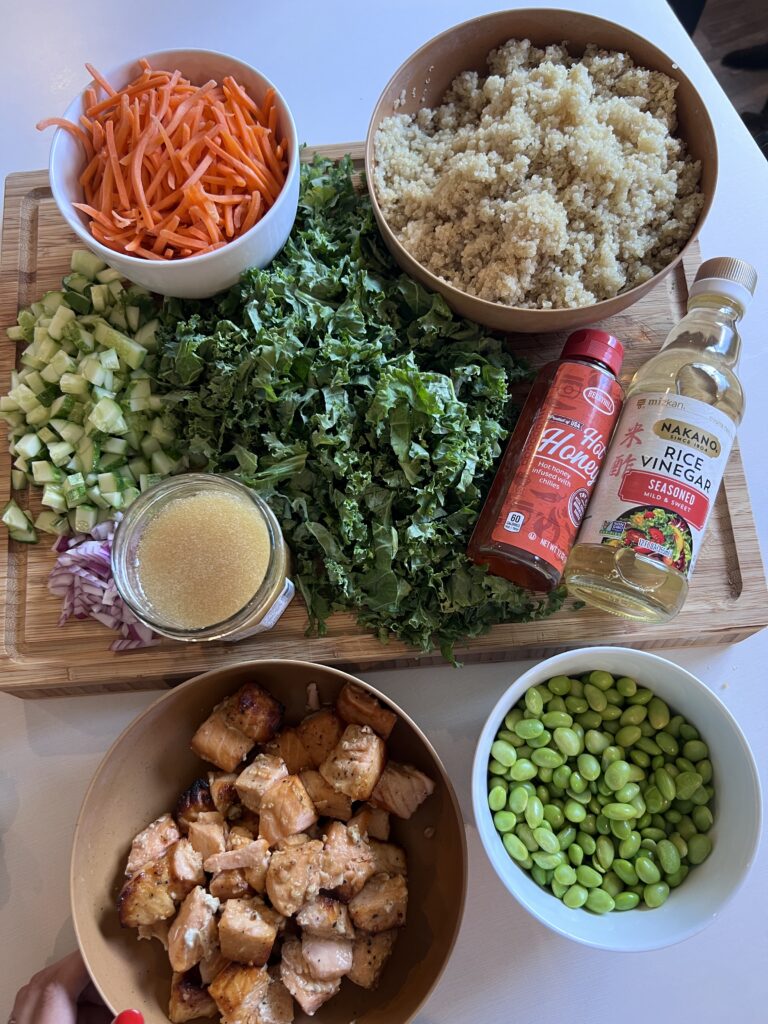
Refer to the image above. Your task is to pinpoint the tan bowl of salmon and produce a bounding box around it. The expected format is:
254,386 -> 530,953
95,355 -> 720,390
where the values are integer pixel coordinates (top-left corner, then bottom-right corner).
71,660 -> 467,1024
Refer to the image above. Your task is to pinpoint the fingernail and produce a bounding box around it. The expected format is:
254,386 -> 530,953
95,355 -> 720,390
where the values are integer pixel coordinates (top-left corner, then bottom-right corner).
114,1011 -> 144,1024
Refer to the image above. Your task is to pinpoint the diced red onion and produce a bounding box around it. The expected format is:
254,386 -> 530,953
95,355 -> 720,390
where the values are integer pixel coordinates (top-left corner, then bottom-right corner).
48,516 -> 157,652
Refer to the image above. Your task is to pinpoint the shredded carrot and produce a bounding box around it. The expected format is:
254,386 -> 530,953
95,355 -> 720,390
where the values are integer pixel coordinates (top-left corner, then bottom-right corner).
38,62 -> 288,260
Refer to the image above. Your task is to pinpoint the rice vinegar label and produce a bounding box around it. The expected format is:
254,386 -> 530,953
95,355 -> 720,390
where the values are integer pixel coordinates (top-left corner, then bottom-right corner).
577,392 -> 736,577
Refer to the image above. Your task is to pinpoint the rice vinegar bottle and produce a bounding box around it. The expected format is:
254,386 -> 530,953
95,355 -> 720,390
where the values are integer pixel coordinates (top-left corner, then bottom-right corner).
564,257 -> 757,621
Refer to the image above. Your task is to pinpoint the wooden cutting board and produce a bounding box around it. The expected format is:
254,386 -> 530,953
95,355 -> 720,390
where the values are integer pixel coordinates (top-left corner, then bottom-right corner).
1,143 -> 766,698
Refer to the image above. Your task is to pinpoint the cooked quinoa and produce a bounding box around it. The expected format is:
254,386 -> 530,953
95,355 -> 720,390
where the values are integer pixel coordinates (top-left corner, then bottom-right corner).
373,40 -> 704,309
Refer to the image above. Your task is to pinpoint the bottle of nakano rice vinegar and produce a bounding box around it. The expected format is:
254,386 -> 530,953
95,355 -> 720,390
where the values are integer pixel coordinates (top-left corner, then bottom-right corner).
565,257 -> 757,622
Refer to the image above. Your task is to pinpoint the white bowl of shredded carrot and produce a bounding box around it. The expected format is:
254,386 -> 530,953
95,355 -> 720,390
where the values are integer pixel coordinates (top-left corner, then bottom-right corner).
42,50 -> 299,298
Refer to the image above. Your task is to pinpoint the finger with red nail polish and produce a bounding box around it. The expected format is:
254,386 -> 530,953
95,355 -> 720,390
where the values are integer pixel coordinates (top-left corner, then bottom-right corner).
113,1011 -> 144,1024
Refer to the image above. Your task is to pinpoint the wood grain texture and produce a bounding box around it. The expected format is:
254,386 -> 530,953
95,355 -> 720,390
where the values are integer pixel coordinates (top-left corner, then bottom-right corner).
1,143 -> 766,698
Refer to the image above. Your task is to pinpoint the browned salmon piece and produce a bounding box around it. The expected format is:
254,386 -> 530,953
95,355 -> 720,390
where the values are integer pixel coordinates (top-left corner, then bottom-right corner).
167,886 -> 220,972
228,806 -> 261,834
166,839 -> 206,900
301,935 -> 353,981
336,683 -> 398,740
368,839 -> 407,876
209,772 -> 240,817
228,824 -> 256,844
199,948 -> 230,985
125,813 -> 180,876
349,873 -> 408,933
175,778 -> 216,834
225,683 -> 284,742
319,725 -> 386,802
348,803 -> 390,841
209,870 -> 252,900
259,775 -> 317,848
118,858 -> 176,928
137,918 -> 171,949
252,967 -> 295,1024
235,755 -> 289,813
266,835 -> 324,916
188,815 -> 227,861
296,710 -> 344,769
370,761 -> 435,819
296,896 -> 355,940
319,821 -> 375,900
168,970 -> 218,1023
299,770 -> 353,821
191,705 -> 254,773
347,930 -> 398,989
280,937 -> 340,1016
209,962 -> 270,1023
218,897 -> 283,966
205,838 -> 271,882
264,728 -> 313,774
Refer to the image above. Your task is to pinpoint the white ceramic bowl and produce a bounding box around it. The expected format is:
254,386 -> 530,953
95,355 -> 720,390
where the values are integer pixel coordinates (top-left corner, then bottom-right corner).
472,647 -> 761,951
48,49 -> 300,298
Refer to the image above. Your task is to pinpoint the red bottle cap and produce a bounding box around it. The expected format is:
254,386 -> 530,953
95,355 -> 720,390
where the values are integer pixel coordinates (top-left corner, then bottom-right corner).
561,329 -> 624,377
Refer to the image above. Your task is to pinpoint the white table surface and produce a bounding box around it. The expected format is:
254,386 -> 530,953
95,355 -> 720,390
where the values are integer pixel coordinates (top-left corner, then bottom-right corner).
1,0 -> 767,1019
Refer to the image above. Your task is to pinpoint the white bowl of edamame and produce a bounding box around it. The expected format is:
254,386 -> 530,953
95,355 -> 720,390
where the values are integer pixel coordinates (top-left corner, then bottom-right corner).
472,646 -> 761,951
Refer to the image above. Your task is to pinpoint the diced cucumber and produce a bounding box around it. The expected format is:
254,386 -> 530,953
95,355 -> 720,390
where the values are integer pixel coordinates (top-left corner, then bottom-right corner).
126,306 -> 141,333
128,457 -> 150,478
139,472 -> 163,492
90,283 -> 111,313
37,426 -> 57,445
16,433 -> 43,459
17,309 -> 37,342
74,504 -> 98,532
50,394 -> 76,419
41,349 -> 77,383
93,321 -> 147,369
103,491 -> 124,510
62,319 -> 95,353
140,435 -> 161,457
42,291 -> 65,315
34,510 -> 69,535
107,306 -> 128,330
36,385 -> 60,408
11,469 -> 27,490
71,250 -> 107,280
25,405 -> 49,427
97,471 -> 124,492
68,403 -> 86,426
122,486 -> 140,508
133,318 -> 159,351
57,421 -> 85,445
32,461 -> 63,484
0,410 -> 23,428
76,436 -> 100,475
107,279 -> 124,298
0,396 -> 19,412
99,347 -> 120,370
64,289 -> 91,315
10,384 -> 40,412
9,525 -> 38,543
22,370 -> 45,395
86,485 -> 110,510
41,485 -> 67,513
59,372 -> 90,397
7,325 -> 25,341
48,440 -> 74,467
64,472 -> 88,507
2,499 -> 33,532
37,335 -> 61,363
48,304 -> 77,341
102,436 -> 128,455
88,396 -> 128,434
98,451 -> 128,471
96,267 -> 122,284
151,450 -> 177,476
93,386 -> 117,401
63,272 -> 91,294
80,354 -> 105,386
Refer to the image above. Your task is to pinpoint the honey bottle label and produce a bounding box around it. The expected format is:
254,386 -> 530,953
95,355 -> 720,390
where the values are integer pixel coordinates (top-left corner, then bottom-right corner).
576,392 -> 736,578
490,362 -> 623,574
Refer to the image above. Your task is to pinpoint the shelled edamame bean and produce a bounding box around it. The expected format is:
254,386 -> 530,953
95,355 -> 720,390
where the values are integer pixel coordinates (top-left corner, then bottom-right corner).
488,671 -> 715,914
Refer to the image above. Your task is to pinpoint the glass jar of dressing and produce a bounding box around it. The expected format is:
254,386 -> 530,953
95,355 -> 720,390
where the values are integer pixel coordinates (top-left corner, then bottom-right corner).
112,474 -> 294,642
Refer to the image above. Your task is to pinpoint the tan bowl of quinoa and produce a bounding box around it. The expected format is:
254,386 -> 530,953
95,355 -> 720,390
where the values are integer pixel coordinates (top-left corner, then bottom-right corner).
365,9 -> 717,334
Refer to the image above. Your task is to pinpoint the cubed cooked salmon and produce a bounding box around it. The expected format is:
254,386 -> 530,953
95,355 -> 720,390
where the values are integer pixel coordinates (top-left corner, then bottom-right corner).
188,814 -> 227,861
349,873 -> 408,933
299,770 -> 352,821
259,776 -> 317,848
252,967 -> 295,1024
175,778 -> 216,833
296,710 -> 344,769
263,728 -> 313,774
296,896 -> 355,940
319,725 -> 385,801
348,804 -> 390,842
227,806 -> 261,834
168,970 -> 218,1023
118,840 -> 204,928
225,683 -> 284,742
368,839 -> 407,876
209,772 -> 240,817
370,761 -> 435,819
205,838 -> 271,896
266,836 -> 324,916
209,870 -> 253,901
209,962 -> 271,1023
191,683 -> 283,774
126,813 -> 181,876
319,821 -> 375,901
336,683 -> 398,740
199,948 -> 230,985
219,897 -> 283,966
167,886 -> 220,972
235,755 -> 289,813
280,937 -> 340,1017
301,935 -> 354,981
347,930 -> 398,989
191,705 -> 255,774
